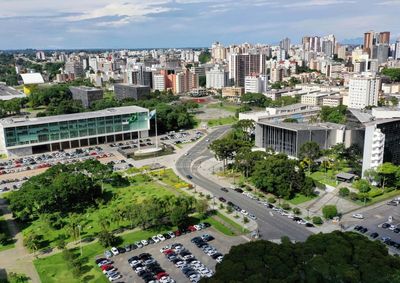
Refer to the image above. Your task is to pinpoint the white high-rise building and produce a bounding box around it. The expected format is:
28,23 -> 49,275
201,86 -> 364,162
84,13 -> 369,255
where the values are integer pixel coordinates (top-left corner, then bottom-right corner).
153,74 -> 166,91
362,126 -> 385,176
395,38 -> 400,60
348,74 -> 381,109
206,65 -> 229,89
244,75 -> 268,93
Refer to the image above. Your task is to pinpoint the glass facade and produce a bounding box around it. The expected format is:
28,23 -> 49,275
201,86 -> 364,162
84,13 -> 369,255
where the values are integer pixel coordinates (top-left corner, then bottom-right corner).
4,112 -> 149,147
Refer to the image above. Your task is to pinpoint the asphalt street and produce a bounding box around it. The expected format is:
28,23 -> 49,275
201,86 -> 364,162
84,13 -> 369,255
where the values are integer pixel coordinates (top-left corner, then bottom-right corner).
175,126 -> 313,242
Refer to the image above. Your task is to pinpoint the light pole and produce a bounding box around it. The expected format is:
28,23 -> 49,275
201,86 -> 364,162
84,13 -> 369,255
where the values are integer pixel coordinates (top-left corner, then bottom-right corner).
77,225 -> 82,256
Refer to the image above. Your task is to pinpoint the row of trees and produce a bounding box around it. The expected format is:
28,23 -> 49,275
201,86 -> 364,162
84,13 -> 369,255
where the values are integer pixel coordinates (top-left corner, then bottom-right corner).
381,68 -> 400,82
320,105 -> 347,124
0,53 -> 18,86
204,231 -> 400,283
240,92 -> 300,108
8,160 -> 113,221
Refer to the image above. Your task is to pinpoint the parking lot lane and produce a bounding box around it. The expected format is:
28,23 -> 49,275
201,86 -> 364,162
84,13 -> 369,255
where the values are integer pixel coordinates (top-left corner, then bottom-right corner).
108,227 -> 247,283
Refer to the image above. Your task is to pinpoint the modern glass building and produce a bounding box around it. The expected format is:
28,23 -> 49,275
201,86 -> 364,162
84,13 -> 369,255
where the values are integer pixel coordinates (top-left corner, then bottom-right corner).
0,106 -> 149,156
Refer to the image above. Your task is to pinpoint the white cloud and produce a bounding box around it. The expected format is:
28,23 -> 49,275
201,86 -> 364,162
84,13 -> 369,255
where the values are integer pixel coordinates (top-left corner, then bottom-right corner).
281,0 -> 356,8
376,0 -> 400,5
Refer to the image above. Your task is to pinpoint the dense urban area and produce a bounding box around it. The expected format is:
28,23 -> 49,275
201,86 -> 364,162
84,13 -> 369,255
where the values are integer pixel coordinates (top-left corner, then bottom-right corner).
0,26 -> 400,283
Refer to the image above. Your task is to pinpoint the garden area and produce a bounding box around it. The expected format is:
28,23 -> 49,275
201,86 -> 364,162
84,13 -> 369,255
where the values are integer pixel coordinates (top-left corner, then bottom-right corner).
207,116 -> 238,127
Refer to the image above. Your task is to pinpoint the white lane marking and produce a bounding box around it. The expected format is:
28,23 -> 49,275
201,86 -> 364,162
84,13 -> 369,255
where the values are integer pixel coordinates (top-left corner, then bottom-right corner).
269,212 -> 274,217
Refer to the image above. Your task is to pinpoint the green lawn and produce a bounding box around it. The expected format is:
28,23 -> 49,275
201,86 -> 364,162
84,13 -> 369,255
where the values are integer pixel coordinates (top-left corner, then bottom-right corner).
150,168 -> 189,189
206,103 -> 240,113
354,188 -> 400,206
23,176 -> 176,249
288,194 -> 317,205
215,212 -> 249,234
207,116 -> 238,127
309,171 -> 338,187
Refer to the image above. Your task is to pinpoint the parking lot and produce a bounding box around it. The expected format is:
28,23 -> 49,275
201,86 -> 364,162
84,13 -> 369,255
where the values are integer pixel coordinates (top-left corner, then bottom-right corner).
342,199 -> 400,253
104,227 -> 246,283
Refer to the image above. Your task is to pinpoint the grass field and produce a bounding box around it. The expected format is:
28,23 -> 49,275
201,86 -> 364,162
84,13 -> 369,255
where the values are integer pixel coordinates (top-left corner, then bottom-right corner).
309,171 -> 338,187
214,212 -> 249,234
206,103 -> 240,113
150,168 -> 189,189
207,116 -> 237,127
22,175 -> 177,249
288,194 -> 316,205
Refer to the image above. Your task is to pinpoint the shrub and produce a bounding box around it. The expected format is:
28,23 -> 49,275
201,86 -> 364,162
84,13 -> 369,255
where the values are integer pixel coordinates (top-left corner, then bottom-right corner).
98,230 -> 118,248
268,197 -> 276,204
368,189 -> 384,198
312,216 -> 323,225
339,187 -> 350,197
322,205 -> 338,219
292,207 -> 301,215
243,216 -> 249,224
226,206 -> 233,214
349,192 -> 358,201
281,203 -> 291,210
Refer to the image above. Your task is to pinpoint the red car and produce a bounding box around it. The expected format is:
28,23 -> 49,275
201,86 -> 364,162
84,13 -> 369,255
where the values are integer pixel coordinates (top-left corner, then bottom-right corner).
174,230 -> 181,237
163,249 -> 173,255
101,264 -> 113,271
156,272 -> 169,280
188,225 -> 197,232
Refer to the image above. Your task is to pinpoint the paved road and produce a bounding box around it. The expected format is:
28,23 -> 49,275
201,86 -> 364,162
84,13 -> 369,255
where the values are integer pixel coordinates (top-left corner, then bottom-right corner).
175,126 -> 313,242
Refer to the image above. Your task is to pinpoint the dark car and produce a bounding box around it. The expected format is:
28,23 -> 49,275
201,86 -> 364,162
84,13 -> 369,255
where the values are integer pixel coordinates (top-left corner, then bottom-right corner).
147,237 -> 155,244
95,258 -> 107,264
186,174 -> 193,179
220,187 -> 229,192
354,225 -> 362,231
211,252 -> 223,259
234,188 -> 244,193
218,197 -> 226,203
370,232 -> 379,238
382,223 -> 391,229
305,223 -> 315,228
394,228 -> 400,234
117,247 -> 126,253
227,201 -> 234,206
360,227 -> 368,233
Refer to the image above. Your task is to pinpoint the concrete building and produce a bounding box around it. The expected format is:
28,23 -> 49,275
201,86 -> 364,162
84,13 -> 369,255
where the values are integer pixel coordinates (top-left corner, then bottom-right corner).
244,75 -> 267,94
114,83 -> 150,100
65,60 -> 84,78
255,121 -> 345,157
0,84 -> 25,100
322,95 -> 343,107
69,86 -> 103,108
395,38 -> 400,60
348,74 -> 381,109
301,92 -> 334,106
20,73 -> 45,95
221,87 -> 244,102
280,37 -> 291,52
153,74 -> 166,91
229,53 -> 266,87
0,106 -> 149,157
206,65 -> 229,89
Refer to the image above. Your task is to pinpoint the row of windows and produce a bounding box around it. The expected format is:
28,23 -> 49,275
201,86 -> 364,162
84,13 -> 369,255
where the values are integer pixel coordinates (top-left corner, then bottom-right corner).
4,113 -> 148,147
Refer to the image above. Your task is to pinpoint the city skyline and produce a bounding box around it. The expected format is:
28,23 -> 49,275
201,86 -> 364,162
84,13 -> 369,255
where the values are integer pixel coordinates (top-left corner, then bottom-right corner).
0,0 -> 400,50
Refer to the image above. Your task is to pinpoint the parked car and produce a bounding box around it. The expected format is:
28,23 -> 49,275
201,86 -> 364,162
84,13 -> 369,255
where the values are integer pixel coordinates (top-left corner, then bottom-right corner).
110,247 -> 119,256
352,213 -> 364,219
218,197 -> 226,203
220,187 -> 229,192
370,232 -> 379,238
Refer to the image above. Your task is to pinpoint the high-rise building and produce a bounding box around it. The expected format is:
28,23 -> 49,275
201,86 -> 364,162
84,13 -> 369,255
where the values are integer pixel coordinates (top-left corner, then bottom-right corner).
229,53 -> 266,87
337,45 -> 347,60
206,65 -> 229,89
364,31 -> 375,56
322,40 -> 334,57
65,60 -> 84,78
348,74 -> 381,109
114,84 -> 150,100
376,44 -> 390,64
395,38 -> 400,60
69,86 -> 103,108
211,42 -> 227,62
152,74 -> 166,91
279,37 -> 291,52
36,51 -> 45,60
379,31 -> 390,45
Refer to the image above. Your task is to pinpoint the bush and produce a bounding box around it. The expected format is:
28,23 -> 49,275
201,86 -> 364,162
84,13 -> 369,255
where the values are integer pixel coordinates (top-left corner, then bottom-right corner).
281,203 -> 291,210
226,206 -> 233,214
98,230 -> 118,248
0,233 -> 8,245
349,192 -> 358,201
368,189 -> 384,198
292,207 -> 301,215
243,216 -> 249,224
339,187 -> 350,197
312,216 -> 323,225
268,197 -> 276,204
322,205 -> 338,219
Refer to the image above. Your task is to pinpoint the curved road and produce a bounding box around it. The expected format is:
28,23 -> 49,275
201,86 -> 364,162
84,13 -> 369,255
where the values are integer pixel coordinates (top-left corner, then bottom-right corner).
176,126 -> 312,242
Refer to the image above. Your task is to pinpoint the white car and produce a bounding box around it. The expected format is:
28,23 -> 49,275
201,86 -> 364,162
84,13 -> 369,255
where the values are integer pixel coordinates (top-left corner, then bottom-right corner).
135,241 -> 143,248
110,247 -> 119,256
297,220 -> 307,225
280,211 -> 290,216
108,274 -> 122,282
167,231 -> 175,238
152,236 -> 160,243
157,234 -> 166,241
216,256 -> 224,263
194,225 -> 202,231
240,209 -> 248,215
389,225 -> 396,231
141,239 -> 149,246
287,214 -> 295,219
135,266 -> 145,274
352,213 -> 364,219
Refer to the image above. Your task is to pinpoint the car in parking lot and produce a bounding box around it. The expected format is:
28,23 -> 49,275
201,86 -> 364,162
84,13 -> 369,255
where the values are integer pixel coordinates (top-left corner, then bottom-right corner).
370,232 -> 379,238
152,236 -> 160,243
157,234 -> 166,241
220,187 -> 229,192
234,188 -> 243,193
111,247 -> 119,256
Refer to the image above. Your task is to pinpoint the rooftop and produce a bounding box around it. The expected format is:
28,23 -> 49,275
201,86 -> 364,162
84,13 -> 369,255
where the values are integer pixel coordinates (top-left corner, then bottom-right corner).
0,106 -> 148,128
69,86 -> 102,91
257,120 -> 346,131
20,73 -> 44,85
0,84 -> 25,100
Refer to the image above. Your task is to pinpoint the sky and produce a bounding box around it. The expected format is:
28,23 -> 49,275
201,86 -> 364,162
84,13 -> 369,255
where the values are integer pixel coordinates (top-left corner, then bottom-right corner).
0,0 -> 399,49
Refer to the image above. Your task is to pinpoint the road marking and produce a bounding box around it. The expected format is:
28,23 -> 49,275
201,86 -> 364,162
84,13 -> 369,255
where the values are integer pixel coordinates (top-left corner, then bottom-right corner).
269,212 -> 274,217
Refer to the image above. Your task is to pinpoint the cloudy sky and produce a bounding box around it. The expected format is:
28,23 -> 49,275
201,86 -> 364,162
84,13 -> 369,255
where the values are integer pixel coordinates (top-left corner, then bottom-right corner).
0,0 -> 399,49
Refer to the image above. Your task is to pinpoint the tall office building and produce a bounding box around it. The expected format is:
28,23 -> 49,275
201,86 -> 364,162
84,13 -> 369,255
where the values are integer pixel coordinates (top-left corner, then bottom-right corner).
379,31 -> 390,45
153,74 -> 166,91
322,40 -> 334,57
364,31 -> 375,56
279,37 -> 291,52
206,65 -> 229,89
376,44 -> 390,64
244,75 -> 268,94
395,38 -> 400,60
229,53 -> 266,87
348,74 -> 381,109
211,42 -> 227,61
65,60 -> 84,78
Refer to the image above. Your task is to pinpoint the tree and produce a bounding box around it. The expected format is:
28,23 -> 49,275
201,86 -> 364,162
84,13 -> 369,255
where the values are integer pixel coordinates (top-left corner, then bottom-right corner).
354,179 -> 371,194
199,51 -> 211,64
320,105 -> 347,124
195,199 -> 209,219
98,230 -> 118,248
381,68 -> 400,82
339,187 -> 350,197
7,272 -> 30,283
0,233 -> 8,245
24,233 -> 41,255
205,231 -> 400,283
377,162 -> 398,189
312,216 -> 323,225
299,142 -> 321,173
322,205 -> 338,219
